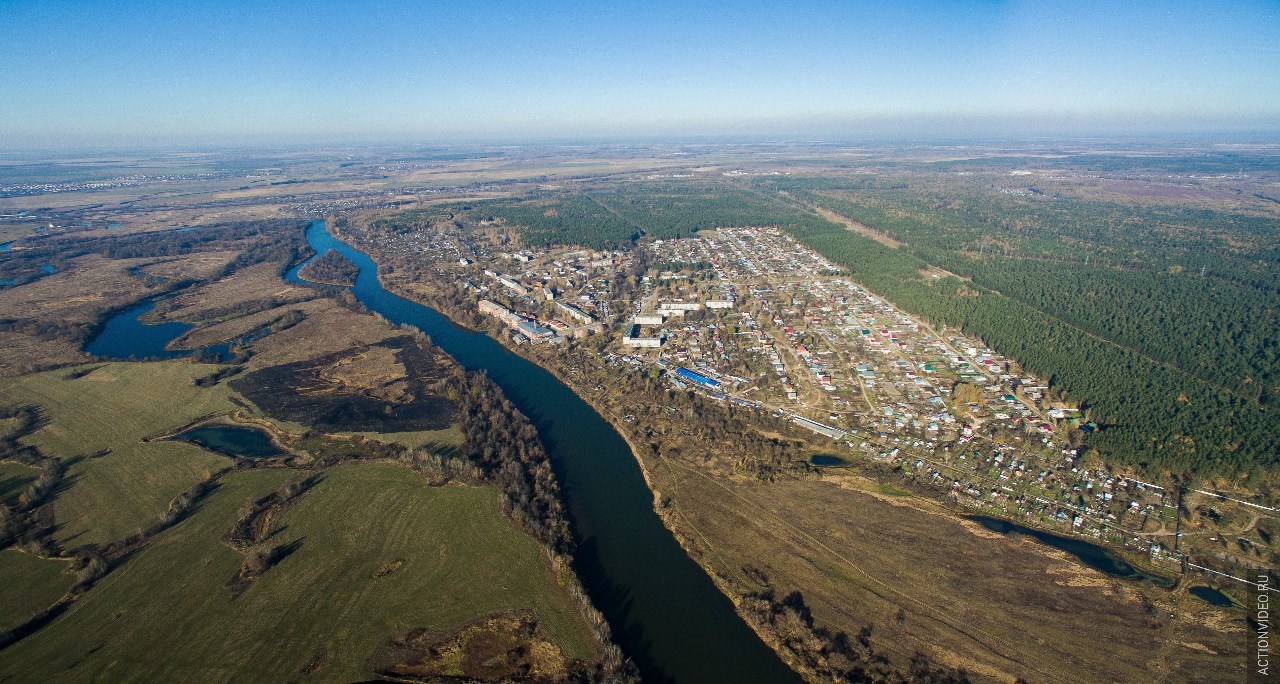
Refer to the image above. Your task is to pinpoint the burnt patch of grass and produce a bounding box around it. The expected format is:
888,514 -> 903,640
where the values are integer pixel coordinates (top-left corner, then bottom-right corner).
231,336 -> 455,433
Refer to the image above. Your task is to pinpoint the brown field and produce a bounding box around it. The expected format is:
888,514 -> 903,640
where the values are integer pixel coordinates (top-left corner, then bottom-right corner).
0,224 -> 42,242
158,261 -> 313,324
0,247 -> 300,375
809,203 -> 903,248
0,253 -> 149,322
0,332 -> 90,378
133,250 -> 241,281
642,452 -> 1245,683
0,253 -> 159,374
242,299 -> 404,368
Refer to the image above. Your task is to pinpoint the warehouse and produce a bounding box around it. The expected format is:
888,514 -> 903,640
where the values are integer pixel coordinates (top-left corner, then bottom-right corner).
675,367 -> 720,388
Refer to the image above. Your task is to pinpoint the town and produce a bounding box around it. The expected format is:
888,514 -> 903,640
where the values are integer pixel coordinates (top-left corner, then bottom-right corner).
351,218 -> 1194,574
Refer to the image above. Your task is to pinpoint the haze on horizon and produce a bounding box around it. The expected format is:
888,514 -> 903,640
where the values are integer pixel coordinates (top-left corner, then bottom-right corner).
2,0 -> 1279,148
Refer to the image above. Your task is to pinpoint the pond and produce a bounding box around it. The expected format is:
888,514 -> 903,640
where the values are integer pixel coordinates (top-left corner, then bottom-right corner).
809,454 -> 849,467
967,515 -> 1171,585
1188,585 -> 1234,607
85,297 -> 262,362
172,424 -> 283,458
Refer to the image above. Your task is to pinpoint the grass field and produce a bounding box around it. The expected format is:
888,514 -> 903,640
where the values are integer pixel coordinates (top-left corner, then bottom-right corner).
0,461 -> 38,505
0,463 -> 600,683
0,550 -> 74,633
346,424 -> 464,450
0,362 -> 236,546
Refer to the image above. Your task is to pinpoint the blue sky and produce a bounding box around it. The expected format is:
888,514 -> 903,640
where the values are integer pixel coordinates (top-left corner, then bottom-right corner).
2,0 -> 1278,145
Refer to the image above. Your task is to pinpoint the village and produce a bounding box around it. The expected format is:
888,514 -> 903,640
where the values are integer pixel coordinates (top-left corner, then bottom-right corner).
354,219 -> 1196,573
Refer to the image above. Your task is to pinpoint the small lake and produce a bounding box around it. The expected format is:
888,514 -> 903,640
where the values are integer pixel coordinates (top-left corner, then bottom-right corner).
127,266 -> 168,285
172,424 -> 282,458
809,454 -> 849,467
85,297 -> 251,362
86,299 -> 206,360
1188,585 -> 1234,607
967,515 -> 1169,583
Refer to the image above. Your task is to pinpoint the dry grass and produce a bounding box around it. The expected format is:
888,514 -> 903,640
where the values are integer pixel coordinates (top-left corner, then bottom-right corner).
316,343 -> 412,402
134,250 -> 241,282
643,452 -> 1245,683
174,302 -> 298,349
244,300 -> 401,369
0,254 -> 148,322
159,261 -> 311,324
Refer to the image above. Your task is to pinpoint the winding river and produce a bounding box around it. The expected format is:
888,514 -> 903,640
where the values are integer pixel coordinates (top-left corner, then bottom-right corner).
285,221 -> 802,683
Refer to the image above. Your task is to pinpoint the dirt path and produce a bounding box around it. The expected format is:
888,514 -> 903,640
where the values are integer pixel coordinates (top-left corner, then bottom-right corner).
809,204 -> 903,248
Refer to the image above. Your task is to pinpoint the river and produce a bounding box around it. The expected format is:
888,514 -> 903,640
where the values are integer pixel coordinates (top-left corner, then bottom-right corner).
281,220 -> 803,683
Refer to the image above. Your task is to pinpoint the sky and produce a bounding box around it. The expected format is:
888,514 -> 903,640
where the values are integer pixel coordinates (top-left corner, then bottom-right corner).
2,0 -> 1279,146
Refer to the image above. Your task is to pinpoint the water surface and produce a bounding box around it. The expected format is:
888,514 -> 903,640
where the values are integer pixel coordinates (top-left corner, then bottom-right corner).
86,298 -> 248,362
1188,586 -> 1234,607
172,424 -> 282,458
967,515 -> 1170,585
86,299 -> 199,360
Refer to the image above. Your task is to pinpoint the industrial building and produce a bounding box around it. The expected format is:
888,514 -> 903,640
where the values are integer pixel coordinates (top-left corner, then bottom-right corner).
517,320 -> 555,340
675,367 -> 720,388
790,415 -> 847,440
480,299 -> 553,341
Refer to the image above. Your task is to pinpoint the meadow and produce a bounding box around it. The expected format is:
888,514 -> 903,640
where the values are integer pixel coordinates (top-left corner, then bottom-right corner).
0,463 -> 599,682
0,362 -> 235,546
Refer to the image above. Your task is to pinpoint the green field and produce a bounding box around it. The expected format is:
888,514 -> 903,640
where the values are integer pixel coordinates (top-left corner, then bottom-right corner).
0,550 -> 74,633
345,423 -> 464,450
0,461 -> 38,505
0,463 -> 599,682
0,363 -> 236,546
